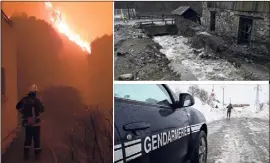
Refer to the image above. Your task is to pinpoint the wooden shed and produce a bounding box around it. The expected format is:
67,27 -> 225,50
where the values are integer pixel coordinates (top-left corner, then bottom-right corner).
172,6 -> 201,24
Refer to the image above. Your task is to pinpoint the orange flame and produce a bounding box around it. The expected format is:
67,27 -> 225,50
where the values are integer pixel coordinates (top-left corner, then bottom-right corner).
45,2 -> 91,54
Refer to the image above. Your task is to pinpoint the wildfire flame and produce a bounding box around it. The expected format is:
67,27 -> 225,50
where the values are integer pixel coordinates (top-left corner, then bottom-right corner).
45,2 -> 91,54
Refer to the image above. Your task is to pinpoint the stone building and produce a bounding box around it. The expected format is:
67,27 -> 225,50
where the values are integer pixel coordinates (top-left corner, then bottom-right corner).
201,2 -> 270,44
1,10 -> 19,154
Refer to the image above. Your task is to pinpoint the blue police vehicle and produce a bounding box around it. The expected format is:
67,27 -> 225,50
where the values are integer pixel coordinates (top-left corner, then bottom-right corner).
114,84 -> 208,163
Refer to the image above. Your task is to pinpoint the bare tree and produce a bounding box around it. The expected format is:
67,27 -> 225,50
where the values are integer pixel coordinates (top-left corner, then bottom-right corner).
198,89 -> 208,104
187,85 -> 200,97
64,106 -> 112,163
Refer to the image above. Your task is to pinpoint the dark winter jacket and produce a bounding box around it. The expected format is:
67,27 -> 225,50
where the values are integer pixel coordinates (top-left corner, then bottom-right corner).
226,104 -> 233,112
16,92 -> 44,126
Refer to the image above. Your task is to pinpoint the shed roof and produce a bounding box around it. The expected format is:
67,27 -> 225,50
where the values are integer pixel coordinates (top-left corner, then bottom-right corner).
172,6 -> 198,16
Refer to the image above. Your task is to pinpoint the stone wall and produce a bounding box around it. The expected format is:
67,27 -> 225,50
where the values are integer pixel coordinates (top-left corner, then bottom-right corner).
201,2 -> 270,44
252,13 -> 270,43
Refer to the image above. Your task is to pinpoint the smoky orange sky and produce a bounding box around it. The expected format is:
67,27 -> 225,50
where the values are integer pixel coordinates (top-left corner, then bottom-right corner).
1,2 -> 113,42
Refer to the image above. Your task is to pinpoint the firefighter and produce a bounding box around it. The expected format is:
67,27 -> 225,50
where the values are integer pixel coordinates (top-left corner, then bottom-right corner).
226,103 -> 233,119
16,84 -> 44,160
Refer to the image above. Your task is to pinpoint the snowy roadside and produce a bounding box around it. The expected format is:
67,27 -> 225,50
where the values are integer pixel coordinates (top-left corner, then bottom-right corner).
189,92 -> 269,163
153,36 -> 247,81
193,97 -> 225,123
233,104 -> 269,120
192,97 -> 269,123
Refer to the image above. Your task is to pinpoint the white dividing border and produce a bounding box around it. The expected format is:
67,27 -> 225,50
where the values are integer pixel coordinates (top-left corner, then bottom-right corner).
0,2 -> 2,156
114,0 -> 259,1
112,2 -> 115,163
114,81 -> 269,85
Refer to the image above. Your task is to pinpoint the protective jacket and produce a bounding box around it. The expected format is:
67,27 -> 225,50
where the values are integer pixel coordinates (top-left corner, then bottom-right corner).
16,92 -> 44,126
227,104 -> 233,112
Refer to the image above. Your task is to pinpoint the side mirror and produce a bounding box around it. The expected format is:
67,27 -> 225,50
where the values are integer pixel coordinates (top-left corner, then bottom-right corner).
178,93 -> 195,108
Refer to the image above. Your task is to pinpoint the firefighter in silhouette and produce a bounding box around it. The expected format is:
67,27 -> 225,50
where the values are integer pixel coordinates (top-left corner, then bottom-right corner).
16,84 -> 44,160
226,103 -> 233,119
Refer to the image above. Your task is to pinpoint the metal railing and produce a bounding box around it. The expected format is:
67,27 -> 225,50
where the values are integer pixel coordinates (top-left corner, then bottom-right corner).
136,14 -> 173,19
137,19 -> 175,26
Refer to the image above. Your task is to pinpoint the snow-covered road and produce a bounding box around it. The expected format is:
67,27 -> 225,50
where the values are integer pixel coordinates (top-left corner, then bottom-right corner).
207,118 -> 269,163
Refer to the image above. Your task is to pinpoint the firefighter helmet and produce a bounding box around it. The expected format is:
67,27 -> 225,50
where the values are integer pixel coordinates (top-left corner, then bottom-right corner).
29,84 -> 38,92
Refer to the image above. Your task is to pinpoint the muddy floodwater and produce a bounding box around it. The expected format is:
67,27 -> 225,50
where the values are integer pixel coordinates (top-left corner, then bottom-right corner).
153,35 -> 246,81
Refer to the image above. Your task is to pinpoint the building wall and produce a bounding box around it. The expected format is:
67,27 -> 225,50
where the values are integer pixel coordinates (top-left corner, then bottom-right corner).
174,15 -> 200,37
1,17 -> 19,154
201,2 -> 270,44
205,1 -> 269,13
114,2 -> 203,16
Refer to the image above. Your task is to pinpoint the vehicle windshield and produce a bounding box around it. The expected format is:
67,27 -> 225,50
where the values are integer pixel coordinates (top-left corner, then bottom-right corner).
114,84 -> 173,106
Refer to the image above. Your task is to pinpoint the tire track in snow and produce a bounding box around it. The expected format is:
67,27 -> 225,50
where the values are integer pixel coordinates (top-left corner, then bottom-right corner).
208,118 -> 268,163
211,119 -> 243,163
207,119 -> 230,163
239,118 -> 269,162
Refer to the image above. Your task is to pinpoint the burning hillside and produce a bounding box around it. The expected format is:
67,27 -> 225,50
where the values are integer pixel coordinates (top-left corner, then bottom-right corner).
45,2 -> 91,54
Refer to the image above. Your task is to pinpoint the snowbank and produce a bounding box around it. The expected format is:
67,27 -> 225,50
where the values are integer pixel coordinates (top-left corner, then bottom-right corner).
191,96 -> 269,123
213,100 -> 223,109
232,104 -> 269,120
254,104 -> 269,119
193,97 -> 225,123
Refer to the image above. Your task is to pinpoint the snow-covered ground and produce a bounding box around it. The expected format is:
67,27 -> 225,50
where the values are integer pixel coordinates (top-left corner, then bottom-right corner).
191,97 -> 269,162
153,36 -> 246,80
178,89 -> 269,163
193,97 -> 225,122
192,97 -> 269,123
207,118 -> 269,163
233,104 -> 269,120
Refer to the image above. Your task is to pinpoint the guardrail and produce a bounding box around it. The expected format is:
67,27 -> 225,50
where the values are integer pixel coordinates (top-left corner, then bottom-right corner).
137,19 -> 175,26
136,14 -> 173,19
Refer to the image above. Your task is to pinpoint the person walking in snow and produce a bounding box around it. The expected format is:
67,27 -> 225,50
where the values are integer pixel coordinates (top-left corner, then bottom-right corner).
16,84 -> 44,160
226,103 -> 233,119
